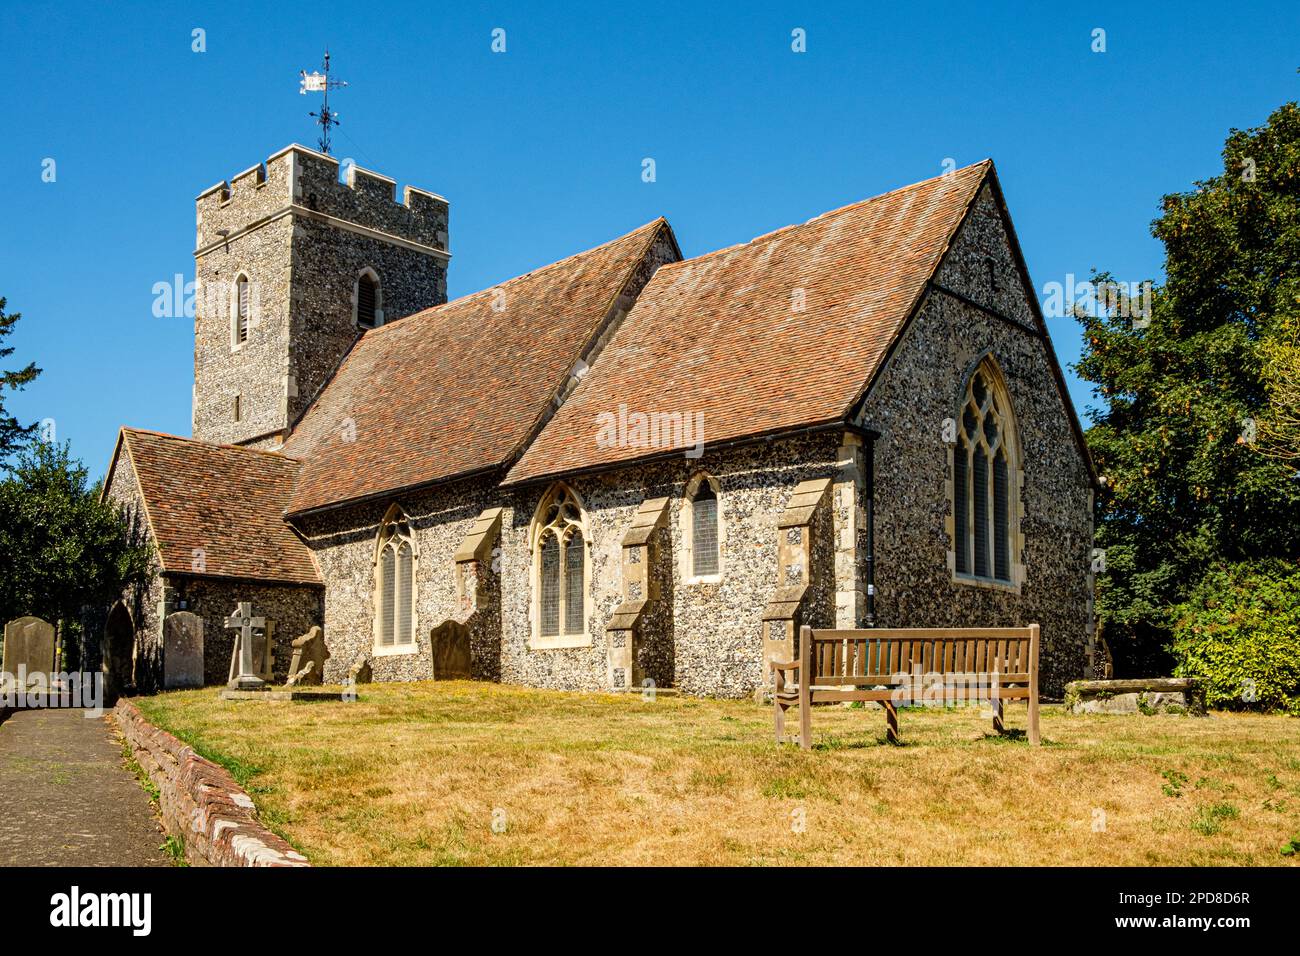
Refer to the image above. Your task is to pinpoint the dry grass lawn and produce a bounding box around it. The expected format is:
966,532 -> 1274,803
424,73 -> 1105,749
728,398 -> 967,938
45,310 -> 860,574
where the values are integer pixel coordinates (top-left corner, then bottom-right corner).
134,681 -> 1300,866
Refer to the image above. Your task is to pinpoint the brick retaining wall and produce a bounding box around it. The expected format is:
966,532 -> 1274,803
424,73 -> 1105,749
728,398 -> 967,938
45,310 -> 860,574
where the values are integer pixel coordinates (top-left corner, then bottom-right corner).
113,700 -> 309,867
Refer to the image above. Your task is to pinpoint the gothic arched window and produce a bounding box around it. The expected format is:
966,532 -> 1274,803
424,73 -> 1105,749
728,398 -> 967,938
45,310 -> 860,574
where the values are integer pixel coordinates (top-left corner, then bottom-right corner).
355,269 -> 382,329
374,505 -> 417,650
531,484 -> 589,645
952,357 -> 1019,585
683,473 -> 722,580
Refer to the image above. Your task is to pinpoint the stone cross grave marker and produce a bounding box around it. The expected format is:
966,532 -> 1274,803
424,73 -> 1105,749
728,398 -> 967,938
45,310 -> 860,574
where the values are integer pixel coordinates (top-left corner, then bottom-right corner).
3,616 -> 57,690
224,602 -> 267,691
163,611 -> 205,689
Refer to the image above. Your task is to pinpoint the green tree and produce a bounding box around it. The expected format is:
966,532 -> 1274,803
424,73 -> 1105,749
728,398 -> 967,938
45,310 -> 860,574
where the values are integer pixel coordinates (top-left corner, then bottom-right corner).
1171,560 -> 1300,714
1257,313 -> 1300,466
0,441 -> 151,658
1076,101 -> 1300,675
0,297 -> 41,460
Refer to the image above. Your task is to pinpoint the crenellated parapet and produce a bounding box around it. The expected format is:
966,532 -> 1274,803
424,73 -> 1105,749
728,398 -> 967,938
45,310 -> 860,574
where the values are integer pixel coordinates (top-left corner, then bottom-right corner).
195,144 -> 449,256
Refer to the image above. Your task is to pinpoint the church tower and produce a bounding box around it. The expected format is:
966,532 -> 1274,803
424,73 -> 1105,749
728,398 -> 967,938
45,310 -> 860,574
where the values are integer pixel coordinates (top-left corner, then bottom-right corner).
192,145 -> 449,448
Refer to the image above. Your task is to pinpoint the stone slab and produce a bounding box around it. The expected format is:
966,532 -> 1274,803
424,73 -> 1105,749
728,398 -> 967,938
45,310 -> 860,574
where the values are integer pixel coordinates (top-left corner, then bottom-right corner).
1065,677 -> 1206,716
601,686 -> 679,697
219,689 -> 347,702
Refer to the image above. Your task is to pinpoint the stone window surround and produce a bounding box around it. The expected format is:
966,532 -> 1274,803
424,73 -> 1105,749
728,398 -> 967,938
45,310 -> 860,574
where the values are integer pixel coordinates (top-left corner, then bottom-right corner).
352,266 -> 385,330
229,269 -> 252,352
946,351 -> 1025,594
372,503 -> 420,657
680,471 -> 725,585
528,482 -> 592,650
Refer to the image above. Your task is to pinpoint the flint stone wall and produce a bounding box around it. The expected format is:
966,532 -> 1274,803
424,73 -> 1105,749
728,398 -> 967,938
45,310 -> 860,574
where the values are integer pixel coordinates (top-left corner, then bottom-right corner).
292,475 -> 500,683
498,432 -> 843,698
162,578 -> 322,686
193,214 -> 296,447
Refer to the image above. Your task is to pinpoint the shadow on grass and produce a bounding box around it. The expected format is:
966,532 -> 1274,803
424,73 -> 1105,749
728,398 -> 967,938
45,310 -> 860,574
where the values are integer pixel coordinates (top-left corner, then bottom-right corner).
977,729 -> 1061,747
814,735 -> 911,751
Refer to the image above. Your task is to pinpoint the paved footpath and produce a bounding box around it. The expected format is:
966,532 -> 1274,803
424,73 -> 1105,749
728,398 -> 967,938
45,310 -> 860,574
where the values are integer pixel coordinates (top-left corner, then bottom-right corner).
0,708 -> 170,866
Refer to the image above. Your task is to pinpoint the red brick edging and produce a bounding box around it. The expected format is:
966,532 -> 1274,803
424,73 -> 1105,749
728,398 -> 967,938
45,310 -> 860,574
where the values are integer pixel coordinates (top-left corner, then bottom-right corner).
113,700 -> 309,867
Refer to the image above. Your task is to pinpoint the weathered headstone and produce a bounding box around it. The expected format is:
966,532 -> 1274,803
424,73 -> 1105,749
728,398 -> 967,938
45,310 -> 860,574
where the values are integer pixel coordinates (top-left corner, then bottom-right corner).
346,655 -> 372,685
286,626 -> 328,687
163,611 -> 204,689
2,616 -> 57,689
430,620 -> 471,680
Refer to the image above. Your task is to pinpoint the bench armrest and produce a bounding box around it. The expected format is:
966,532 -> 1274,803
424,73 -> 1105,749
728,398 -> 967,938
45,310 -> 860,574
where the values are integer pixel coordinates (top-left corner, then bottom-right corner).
771,659 -> 801,672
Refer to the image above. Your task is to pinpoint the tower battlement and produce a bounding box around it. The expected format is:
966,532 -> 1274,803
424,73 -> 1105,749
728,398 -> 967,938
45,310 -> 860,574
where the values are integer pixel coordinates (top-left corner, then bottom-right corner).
192,144 -> 450,449
195,144 -> 449,255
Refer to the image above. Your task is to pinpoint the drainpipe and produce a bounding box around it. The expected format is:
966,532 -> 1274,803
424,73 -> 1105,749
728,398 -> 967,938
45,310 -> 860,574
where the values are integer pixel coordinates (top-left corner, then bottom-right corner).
864,430 -> 876,628
846,423 -> 879,628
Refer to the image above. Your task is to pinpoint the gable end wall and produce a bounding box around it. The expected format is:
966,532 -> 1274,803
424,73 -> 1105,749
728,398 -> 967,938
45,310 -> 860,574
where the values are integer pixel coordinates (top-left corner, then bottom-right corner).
859,185 -> 1093,694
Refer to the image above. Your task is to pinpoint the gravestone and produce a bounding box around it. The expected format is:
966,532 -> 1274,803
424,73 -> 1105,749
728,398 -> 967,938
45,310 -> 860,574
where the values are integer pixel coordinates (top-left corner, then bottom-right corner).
226,626 -> 275,685
286,626 -> 328,687
430,620 -> 471,680
163,611 -> 205,689
2,616 -> 57,689
224,603 -> 272,691
347,655 -> 372,685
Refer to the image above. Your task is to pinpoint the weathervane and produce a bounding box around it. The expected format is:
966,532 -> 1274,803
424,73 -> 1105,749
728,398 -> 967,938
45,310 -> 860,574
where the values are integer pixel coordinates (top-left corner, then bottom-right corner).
299,49 -> 348,154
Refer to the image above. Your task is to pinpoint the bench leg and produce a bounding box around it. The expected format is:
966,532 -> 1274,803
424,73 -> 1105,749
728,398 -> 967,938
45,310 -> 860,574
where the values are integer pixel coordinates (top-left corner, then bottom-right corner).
774,699 -> 786,744
991,697 -> 1004,735
883,701 -> 899,745
799,700 -> 812,750
1028,688 -> 1041,746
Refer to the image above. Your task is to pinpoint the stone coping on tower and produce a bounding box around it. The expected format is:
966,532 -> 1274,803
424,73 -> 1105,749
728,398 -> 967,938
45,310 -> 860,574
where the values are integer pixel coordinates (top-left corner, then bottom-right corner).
195,144 -> 449,254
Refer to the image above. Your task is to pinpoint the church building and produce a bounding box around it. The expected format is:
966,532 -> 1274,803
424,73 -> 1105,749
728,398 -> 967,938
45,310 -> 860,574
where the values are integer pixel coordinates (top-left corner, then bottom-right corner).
98,144 -> 1097,699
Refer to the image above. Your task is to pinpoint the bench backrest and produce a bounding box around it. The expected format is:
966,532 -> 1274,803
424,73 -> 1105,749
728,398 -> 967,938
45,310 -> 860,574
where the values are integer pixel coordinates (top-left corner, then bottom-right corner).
799,625 -> 1039,686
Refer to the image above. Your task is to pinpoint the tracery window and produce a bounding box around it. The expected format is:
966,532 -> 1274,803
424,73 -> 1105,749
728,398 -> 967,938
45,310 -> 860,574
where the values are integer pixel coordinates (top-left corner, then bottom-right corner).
375,506 -> 416,648
953,358 -> 1018,585
532,484 -> 588,642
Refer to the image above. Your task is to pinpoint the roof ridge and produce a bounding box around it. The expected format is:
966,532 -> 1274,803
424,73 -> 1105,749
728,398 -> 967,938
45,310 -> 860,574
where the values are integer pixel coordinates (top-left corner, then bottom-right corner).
122,426 -> 302,463
357,217 -> 668,339
657,160 -> 992,274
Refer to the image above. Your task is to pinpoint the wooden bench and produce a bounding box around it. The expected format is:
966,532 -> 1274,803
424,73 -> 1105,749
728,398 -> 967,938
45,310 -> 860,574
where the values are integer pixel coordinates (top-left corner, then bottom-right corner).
773,625 -> 1040,748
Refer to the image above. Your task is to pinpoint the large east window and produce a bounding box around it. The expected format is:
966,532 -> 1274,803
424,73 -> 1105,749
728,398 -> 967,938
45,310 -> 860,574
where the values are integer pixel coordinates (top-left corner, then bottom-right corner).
953,357 -> 1019,586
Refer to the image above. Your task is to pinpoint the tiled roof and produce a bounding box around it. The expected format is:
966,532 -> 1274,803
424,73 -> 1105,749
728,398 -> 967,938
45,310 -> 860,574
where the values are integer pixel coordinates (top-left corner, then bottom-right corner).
109,428 -> 321,586
504,162 -> 992,485
283,219 -> 672,514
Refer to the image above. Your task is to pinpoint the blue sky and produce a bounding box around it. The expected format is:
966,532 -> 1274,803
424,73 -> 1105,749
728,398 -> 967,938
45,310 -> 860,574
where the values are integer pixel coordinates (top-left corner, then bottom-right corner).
1,0 -> 1296,478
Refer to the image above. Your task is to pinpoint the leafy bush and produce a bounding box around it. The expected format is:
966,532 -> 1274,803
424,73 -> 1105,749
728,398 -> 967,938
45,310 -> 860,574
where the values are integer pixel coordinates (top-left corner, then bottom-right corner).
1171,560 -> 1300,714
